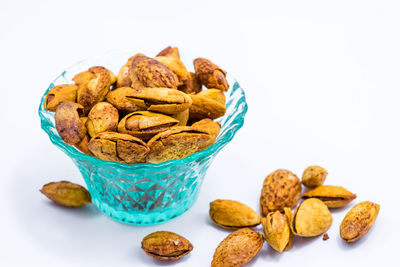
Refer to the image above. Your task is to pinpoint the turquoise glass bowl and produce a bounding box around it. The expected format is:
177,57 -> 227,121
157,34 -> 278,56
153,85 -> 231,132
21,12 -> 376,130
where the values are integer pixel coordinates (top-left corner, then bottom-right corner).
38,50 -> 247,225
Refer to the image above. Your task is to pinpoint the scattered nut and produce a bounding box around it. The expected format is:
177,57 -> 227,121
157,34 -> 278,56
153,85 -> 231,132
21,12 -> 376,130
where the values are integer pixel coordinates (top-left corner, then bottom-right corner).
262,210 -> 293,252
290,198 -> 333,237
302,185 -> 356,208
141,231 -> 193,260
302,166 -> 327,188
212,228 -> 264,267
340,201 -> 380,242
260,169 -> 302,217
40,181 -> 91,207
209,199 -> 261,229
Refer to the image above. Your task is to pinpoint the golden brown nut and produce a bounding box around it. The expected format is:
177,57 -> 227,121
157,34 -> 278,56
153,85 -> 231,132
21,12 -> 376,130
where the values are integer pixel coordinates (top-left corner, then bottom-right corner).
260,169 -> 302,217
86,102 -> 119,137
189,94 -> 226,121
129,55 -> 179,89
194,58 -> 229,91
302,166 -> 328,188
88,132 -> 150,164
302,185 -> 357,208
116,54 -> 144,88
156,46 -> 180,59
289,198 -> 333,237
191,119 -> 221,149
106,87 -> 142,114
146,126 -> 211,163
155,55 -> 189,84
55,101 -> 86,145
141,231 -> 193,261
171,109 -> 189,126
178,72 -> 202,94
125,87 -> 192,114
73,66 -> 117,114
40,181 -> 91,207
340,201 -> 380,242
262,210 -> 293,252
209,199 -> 261,229
74,134 -> 92,155
197,89 -> 226,105
118,111 -> 179,140
45,84 -> 77,111
212,228 -> 264,267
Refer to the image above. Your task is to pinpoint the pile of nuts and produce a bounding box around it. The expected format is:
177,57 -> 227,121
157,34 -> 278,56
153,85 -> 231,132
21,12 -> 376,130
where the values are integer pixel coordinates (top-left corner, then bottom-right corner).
45,46 -> 229,164
40,166 -> 380,266
140,166 -> 380,266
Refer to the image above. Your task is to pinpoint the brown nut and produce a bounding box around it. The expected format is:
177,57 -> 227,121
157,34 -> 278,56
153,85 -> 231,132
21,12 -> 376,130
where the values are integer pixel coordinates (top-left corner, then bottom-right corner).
141,231 -> 193,261
129,55 -> 179,89
302,185 -> 357,208
197,89 -> 226,105
171,109 -> 189,126
40,181 -> 91,207
194,58 -> 229,91
86,102 -> 119,137
44,84 -> 77,111
73,66 -> 117,114
125,87 -> 192,114
191,119 -> 221,149
55,101 -> 86,145
146,126 -> 211,164
88,132 -> 150,164
209,199 -> 261,229
155,55 -> 189,84
262,210 -> 293,252
106,87 -> 143,114
302,166 -> 328,188
290,198 -> 333,237
260,169 -> 302,217
189,94 -> 226,121
340,201 -> 380,242
156,46 -> 180,59
118,111 -> 179,140
211,228 -> 264,267
178,72 -> 202,94
116,54 -> 144,88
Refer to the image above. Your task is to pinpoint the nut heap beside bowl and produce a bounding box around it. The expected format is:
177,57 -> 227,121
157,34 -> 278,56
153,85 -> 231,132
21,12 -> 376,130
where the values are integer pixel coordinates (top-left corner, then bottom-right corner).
45,47 -> 229,164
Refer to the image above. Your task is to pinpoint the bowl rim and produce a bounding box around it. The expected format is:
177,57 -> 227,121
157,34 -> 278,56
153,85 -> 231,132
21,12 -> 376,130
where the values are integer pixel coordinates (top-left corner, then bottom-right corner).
38,50 -> 248,170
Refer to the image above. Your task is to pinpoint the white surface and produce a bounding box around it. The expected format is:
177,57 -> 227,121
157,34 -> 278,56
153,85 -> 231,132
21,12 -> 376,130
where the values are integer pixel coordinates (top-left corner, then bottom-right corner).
1,0 -> 399,266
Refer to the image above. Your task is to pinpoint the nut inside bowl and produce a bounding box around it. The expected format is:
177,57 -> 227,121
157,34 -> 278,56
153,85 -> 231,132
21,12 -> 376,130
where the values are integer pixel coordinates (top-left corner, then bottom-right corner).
38,49 -> 247,225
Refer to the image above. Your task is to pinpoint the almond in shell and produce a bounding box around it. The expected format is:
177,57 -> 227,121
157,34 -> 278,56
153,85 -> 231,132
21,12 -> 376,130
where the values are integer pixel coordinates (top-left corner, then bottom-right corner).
302,185 -> 356,208
262,210 -> 293,252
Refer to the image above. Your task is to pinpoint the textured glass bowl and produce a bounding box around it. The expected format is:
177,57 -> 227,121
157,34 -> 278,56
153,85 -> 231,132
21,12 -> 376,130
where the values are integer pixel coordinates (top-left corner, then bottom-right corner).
38,50 -> 247,225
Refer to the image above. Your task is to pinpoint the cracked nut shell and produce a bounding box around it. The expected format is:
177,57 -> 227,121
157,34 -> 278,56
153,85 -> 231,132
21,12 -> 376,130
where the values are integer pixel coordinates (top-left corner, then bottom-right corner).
86,102 -> 119,137
146,126 -> 210,164
260,169 -> 302,217
262,210 -> 293,252
125,87 -> 192,114
290,198 -> 333,237
40,181 -> 91,207
178,72 -> 202,94
129,55 -> 179,89
188,94 -> 226,120
209,199 -> 261,229
106,87 -> 143,114
73,66 -> 117,114
191,119 -> 221,149
118,111 -> 179,140
45,84 -> 77,111
194,58 -> 229,91
141,231 -> 193,261
211,228 -> 264,267
340,201 -> 380,242
88,132 -> 150,164
55,101 -> 86,145
302,185 -> 356,208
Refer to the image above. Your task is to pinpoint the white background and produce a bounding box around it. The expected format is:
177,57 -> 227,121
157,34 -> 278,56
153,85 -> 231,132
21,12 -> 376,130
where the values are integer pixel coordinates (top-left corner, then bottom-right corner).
1,0 -> 399,266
